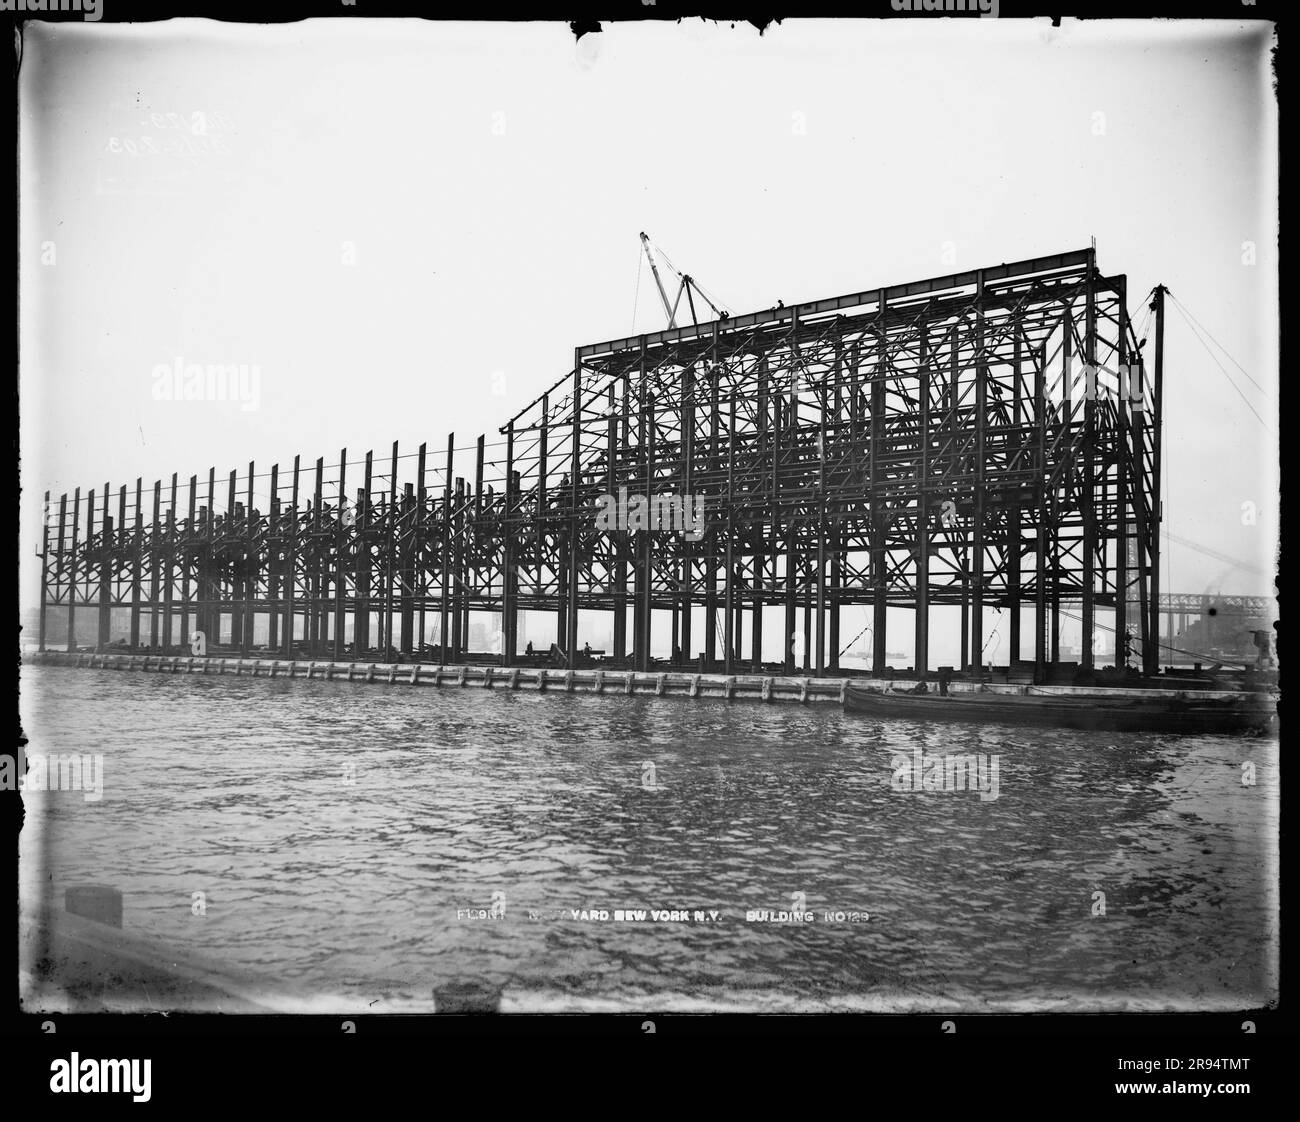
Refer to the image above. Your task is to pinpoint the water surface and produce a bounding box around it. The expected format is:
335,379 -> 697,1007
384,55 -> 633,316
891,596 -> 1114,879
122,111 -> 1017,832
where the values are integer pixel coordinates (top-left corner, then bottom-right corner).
18,664 -> 1279,1012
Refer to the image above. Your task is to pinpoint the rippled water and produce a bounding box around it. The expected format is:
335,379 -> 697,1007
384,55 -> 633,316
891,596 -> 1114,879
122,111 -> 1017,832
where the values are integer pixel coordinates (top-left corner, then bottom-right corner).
18,664 -> 1278,1012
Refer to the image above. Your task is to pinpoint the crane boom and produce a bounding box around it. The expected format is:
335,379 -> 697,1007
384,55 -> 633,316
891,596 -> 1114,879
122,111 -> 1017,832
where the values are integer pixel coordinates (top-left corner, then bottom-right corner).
638,231 -> 730,329
1165,530 -> 1267,577
640,232 -> 677,328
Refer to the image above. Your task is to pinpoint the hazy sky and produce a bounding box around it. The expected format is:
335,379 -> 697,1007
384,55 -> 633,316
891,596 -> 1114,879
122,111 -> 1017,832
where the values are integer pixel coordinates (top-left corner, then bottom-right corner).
18,18 -> 1278,643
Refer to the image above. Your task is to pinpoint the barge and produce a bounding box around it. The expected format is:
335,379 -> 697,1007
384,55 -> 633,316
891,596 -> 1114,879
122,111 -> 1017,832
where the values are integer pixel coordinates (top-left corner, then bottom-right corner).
845,682 -> 1278,734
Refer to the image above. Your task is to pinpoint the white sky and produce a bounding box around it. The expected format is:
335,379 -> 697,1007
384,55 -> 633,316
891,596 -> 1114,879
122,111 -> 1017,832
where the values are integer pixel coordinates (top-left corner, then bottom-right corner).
18,18 -> 1279,633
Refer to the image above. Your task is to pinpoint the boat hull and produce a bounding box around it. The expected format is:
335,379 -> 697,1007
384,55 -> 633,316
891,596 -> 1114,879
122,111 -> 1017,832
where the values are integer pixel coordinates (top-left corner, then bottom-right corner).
844,685 -> 1277,734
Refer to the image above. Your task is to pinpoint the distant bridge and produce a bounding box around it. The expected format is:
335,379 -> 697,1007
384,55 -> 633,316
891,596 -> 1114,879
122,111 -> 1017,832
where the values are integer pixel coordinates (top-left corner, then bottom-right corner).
1157,594 -> 1274,617
1151,592 -> 1274,666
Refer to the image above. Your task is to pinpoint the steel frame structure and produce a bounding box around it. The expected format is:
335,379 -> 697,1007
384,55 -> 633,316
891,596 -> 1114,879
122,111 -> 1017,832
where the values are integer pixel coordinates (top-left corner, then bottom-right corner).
38,248 -> 1165,677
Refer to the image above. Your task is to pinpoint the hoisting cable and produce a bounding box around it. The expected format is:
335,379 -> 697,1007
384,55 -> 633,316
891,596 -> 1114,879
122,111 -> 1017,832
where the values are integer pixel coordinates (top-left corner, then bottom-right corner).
1166,294 -> 1270,431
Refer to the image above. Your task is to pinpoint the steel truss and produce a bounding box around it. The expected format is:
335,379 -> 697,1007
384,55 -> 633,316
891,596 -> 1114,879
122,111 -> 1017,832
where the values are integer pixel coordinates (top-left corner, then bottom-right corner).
39,247 -> 1164,676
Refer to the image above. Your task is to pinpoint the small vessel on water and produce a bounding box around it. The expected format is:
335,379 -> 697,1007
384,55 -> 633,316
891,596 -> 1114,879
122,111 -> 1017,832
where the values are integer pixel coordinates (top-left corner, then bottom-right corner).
844,683 -> 1278,734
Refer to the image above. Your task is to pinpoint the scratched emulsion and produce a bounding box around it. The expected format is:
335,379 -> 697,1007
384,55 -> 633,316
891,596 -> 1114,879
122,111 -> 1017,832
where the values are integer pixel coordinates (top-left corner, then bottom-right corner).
18,664 -> 1278,1012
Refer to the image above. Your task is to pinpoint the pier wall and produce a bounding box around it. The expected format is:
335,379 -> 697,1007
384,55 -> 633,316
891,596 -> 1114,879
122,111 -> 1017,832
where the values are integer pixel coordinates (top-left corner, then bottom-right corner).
28,650 -> 852,704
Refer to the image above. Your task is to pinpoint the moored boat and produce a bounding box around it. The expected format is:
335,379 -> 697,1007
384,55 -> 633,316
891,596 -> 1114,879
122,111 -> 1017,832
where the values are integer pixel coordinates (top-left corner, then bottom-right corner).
844,683 -> 1277,734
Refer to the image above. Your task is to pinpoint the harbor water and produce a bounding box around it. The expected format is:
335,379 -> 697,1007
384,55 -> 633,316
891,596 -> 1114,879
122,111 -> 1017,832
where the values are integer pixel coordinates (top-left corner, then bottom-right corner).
18,664 -> 1278,1012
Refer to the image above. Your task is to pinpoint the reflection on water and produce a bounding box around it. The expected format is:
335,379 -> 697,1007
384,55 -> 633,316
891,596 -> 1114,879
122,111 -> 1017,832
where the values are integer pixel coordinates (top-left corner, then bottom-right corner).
18,665 -> 1278,1012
